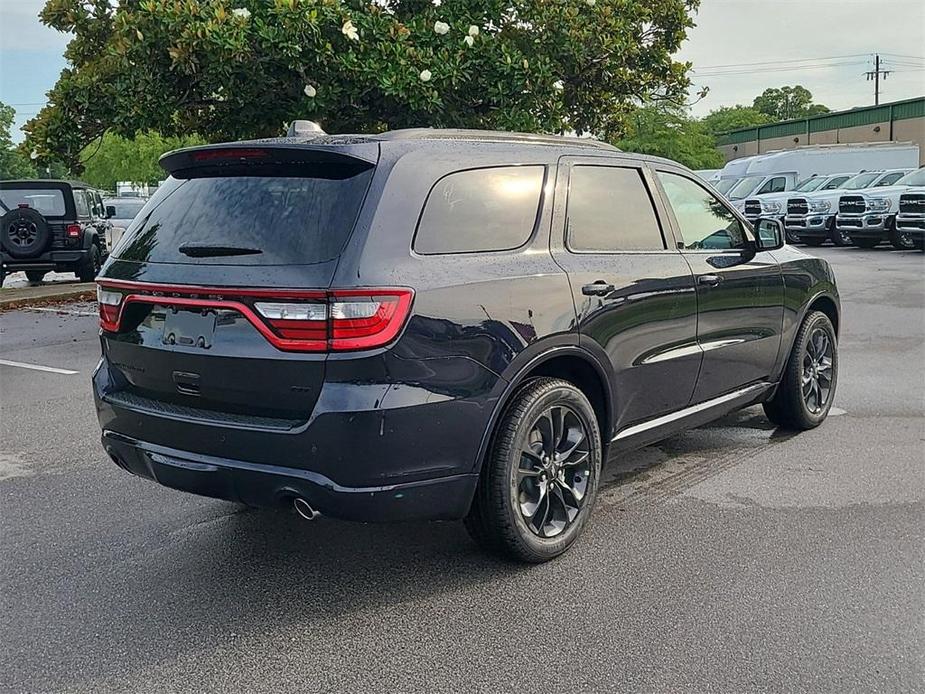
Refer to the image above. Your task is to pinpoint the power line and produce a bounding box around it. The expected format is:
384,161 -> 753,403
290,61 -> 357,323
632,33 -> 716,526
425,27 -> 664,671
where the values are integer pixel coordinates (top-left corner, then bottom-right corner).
693,53 -> 871,70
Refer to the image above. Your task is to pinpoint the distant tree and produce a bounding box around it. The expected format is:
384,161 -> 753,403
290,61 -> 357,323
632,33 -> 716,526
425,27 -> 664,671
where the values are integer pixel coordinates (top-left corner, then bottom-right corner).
700,105 -> 771,135
1,102 -> 38,180
27,0 -> 701,171
616,104 -> 724,170
752,85 -> 829,121
79,131 -> 205,192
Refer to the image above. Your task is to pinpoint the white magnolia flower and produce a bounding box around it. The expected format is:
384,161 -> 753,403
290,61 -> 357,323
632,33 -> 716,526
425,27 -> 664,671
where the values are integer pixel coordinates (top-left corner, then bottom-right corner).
586,0 -> 596,6
434,21 -> 449,35
342,20 -> 359,41
30,150 -> 39,160
463,35 -> 474,47
303,84 -> 317,98
432,0 -> 442,6
552,80 -> 564,91
232,7 -> 251,19
419,69 -> 432,82
467,25 -> 479,37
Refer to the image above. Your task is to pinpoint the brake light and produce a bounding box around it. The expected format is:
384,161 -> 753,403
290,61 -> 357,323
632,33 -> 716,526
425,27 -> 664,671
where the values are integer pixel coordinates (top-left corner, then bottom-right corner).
66,224 -> 81,238
94,281 -> 413,352
190,148 -> 269,162
96,286 -> 123,332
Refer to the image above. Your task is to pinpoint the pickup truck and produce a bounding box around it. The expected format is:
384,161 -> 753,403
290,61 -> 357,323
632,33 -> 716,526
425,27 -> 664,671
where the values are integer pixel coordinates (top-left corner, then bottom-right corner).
835,168 -> 925,249
783,169 -> 911,246
743,173 -> 853,240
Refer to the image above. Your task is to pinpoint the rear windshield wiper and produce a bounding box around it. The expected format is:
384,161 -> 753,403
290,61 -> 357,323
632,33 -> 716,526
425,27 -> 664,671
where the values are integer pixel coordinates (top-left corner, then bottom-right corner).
178,244 -> 263,257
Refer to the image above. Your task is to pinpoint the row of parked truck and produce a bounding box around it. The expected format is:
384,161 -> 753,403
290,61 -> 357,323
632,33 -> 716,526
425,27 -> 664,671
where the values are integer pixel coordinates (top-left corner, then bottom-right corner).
697,143 -> 924,250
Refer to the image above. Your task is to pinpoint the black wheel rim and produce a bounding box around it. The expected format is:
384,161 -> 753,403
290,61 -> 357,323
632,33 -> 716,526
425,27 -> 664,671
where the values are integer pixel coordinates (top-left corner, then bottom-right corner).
8,220 -> 38,249
839,230 -> 852,245
516,405 -> 591,538
898,231 -> 914,248
802,328 -> 834,414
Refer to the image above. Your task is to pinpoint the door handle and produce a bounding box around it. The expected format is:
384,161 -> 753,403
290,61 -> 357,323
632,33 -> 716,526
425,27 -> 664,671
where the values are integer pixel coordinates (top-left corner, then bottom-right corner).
582,281 -> 615,297
698,274 -> 723,286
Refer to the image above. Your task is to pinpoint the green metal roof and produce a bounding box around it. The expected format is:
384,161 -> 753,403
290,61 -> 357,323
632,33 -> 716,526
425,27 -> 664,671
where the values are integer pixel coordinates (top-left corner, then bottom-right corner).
717,96 -> 924,143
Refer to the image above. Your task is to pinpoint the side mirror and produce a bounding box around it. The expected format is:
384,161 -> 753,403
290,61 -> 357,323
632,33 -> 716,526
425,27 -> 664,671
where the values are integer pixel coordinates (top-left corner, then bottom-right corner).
106,205 -> 116,218
755,218 -> 785,251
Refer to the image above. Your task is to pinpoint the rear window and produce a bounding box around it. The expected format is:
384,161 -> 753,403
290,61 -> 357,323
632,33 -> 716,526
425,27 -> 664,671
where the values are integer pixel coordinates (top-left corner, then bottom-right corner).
114,167 -> 374,265
413,166 -> 545,254
106,201 -> 146,219
0,188 -> 67,216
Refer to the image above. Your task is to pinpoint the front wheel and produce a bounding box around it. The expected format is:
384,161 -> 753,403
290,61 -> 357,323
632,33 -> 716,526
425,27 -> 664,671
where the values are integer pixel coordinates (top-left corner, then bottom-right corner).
889,225 -> 916,251
465,378 -> 602,563
830,227 -> 854,247
764,310 -> 838,430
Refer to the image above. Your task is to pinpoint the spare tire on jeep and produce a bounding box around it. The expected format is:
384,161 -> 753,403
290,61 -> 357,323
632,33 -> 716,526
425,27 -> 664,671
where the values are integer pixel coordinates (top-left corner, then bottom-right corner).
1,207 -> 51,259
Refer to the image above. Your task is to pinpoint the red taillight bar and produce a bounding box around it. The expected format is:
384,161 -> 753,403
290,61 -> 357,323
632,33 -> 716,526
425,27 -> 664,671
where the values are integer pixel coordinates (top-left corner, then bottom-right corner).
95,280 -> 413,353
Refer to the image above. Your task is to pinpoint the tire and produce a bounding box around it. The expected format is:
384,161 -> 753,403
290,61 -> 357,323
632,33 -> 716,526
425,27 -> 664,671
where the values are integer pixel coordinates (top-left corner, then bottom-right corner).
464,377 -> 603,563
77,245 -> 102,282
763,310 -> 838,431
25,270 -> 46,284
852,237 -> 880,249
802,237 -> 825,247
888,224 -> 916,251
830,226 -> 854,247
1,207 -> 51,259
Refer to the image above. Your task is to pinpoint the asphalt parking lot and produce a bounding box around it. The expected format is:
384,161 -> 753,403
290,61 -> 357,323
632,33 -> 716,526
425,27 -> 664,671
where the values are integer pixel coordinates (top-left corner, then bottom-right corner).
1,246 -> 923,693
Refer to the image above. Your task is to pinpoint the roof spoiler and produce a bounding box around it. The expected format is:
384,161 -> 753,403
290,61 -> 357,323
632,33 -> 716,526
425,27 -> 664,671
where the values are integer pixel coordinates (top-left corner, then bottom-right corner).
159,141 -> 377,178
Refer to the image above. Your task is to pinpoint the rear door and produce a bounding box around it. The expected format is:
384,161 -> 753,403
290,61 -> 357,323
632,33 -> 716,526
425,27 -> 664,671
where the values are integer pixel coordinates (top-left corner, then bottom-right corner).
98,145 -> 378,425
651,166 -> 784,403
550,157 -> 700,431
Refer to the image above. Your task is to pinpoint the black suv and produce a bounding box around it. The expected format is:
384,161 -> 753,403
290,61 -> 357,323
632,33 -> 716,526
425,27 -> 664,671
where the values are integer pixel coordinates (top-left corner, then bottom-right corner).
93,127 -> 840,562
0,180 -> 109,286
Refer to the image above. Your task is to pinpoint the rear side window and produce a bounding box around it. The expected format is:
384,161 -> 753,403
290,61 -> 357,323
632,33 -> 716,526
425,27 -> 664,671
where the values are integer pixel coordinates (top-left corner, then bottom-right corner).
73,190 -> 90,217
0,188 -> 67,216
413,166 -> 545,254
114,167 -> 374,265
566,166 -> 665,252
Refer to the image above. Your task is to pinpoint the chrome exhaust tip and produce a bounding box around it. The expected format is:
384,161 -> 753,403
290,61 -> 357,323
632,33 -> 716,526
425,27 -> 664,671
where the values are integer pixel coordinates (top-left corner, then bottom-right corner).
293,497 -> 320,521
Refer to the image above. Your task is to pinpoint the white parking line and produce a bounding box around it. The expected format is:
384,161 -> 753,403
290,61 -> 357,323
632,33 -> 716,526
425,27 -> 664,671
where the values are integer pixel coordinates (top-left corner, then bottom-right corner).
0,359 -> 79,375
23,307 -> 98,317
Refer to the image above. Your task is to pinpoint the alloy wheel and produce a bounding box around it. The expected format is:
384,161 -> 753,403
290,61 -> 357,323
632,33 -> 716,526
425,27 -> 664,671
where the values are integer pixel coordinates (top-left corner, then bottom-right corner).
515,405 -> 592,538
802,328 -> 834,414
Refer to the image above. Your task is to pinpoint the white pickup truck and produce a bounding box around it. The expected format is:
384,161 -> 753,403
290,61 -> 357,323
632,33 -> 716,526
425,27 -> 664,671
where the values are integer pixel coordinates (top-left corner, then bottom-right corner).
835,168 -> 925,249
742,172 -> 854,229
783,169 -> 912,246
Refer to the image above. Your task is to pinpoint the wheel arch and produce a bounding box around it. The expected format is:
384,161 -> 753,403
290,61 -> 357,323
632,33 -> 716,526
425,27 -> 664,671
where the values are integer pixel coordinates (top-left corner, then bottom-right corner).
473,345 -> 614,476
807,292 -> 839,337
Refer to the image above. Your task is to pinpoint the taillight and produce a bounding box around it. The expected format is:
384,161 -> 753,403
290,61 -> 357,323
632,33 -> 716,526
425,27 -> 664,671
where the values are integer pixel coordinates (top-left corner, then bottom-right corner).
66,224 -> 81,238
96,286 -> 123,332
95,281 -> 413,353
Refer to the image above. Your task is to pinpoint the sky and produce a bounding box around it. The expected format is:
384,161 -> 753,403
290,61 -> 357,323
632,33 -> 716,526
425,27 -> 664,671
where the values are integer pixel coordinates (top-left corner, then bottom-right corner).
1,0 -> 924,144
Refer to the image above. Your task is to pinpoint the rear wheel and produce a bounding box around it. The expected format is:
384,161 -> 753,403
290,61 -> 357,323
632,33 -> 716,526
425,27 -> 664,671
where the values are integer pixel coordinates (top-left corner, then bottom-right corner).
25,270 -> 46,284
465,378 -> 602,563
77,245 -> 102,282
852,237 -> 880,249
763,310 -> 837,430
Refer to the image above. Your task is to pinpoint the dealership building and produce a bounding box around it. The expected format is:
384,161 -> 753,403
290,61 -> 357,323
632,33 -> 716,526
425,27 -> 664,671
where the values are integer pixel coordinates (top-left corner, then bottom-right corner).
716,96 -> 925,165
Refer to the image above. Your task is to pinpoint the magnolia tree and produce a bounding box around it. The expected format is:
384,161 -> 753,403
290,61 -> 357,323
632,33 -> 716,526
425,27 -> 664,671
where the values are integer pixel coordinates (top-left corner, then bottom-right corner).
27,0 -> 699,170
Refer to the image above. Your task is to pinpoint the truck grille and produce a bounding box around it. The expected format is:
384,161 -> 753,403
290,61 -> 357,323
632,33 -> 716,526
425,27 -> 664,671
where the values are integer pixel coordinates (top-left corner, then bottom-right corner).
839,195 -> 866,214
744,200 -> 762,217
787,198 -> 808,215
899,193 -> 925,215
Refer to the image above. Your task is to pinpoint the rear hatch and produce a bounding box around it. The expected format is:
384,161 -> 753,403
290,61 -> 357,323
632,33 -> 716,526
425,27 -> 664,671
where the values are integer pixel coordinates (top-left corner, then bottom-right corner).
97,142 -> 380,427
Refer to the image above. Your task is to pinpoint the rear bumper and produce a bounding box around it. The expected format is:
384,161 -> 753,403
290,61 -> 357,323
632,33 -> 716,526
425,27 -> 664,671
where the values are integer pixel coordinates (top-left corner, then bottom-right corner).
102,431 -> 478,521
1,249 -> 90,272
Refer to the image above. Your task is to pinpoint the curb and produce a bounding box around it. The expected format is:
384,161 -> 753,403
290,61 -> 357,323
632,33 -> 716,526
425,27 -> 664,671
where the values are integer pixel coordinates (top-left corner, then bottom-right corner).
0,283 -> 96,311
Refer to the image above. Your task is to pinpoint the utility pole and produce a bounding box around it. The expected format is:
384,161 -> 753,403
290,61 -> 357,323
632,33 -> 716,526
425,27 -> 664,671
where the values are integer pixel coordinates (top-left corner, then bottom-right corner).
865,54 -> 891,105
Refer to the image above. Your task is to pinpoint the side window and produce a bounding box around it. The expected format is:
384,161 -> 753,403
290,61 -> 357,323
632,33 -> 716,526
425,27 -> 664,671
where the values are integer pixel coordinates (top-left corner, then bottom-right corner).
823,176 -> 850,190
758,176 -> 786,194
413,166 -> 544,254
656,171 -> 748,250
566,165 -> 665,252
876,172 -> 904,186
73,190 -> 90,218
